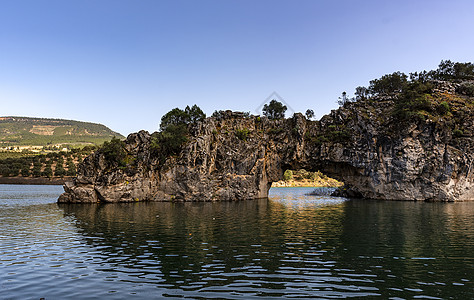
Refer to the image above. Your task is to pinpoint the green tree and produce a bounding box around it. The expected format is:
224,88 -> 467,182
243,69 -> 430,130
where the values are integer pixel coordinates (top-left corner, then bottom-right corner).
1,165 -> 11,177
32,165 -> 42,177
66,161 -> 76,176
305,109 -> 314,120
20,167 -> 31,177
160,104 -> 206,132
262,99 -> 287,119
435,60 -> 474,80
354,86 -> 369,100
337,91 -> 354,106
283,170 -> 293,181
368,71 -> 408,96
55,163 -> 66,177
184,104 -> 206,125
101,137 -> 127,168
160,108 -> 189,132
393,80 -> 433,120
152,105 -> 206,164
42,165 -> 53,177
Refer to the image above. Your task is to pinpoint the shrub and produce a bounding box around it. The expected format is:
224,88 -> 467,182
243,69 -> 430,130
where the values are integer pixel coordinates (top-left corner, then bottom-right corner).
456,82 -> 474,97
305,109 -> 314,120
453,129 -> 463,137
392,81 -> 433,120
268,128 -> 284,135
283,170 -> 293,181
235,128 -> 250,141
437,101 -> 450,115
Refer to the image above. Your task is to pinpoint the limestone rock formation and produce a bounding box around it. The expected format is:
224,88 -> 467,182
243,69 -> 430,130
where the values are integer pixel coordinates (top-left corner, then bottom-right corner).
59,83 -> 473,203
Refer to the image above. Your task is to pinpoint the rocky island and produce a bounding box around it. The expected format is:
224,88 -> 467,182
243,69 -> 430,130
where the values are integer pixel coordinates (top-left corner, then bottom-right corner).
59,61 -> 474,202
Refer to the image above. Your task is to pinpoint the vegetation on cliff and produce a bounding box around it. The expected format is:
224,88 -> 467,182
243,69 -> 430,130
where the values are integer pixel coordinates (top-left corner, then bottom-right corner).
309,60 -> 474,148
262,99 -> 288,119
150,105 -> 206,164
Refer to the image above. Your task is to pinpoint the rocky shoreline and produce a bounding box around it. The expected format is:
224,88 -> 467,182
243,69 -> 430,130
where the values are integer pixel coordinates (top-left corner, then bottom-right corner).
0,176 -> 71,185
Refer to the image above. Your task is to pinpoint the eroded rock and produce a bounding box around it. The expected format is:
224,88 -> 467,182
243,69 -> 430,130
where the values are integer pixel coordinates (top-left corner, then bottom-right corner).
59,96 -> 473,203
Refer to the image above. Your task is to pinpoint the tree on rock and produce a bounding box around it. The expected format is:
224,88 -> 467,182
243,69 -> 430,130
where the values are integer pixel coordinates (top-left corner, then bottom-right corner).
263,99 -> 287,119
152,104 -> 206,163
160,104 -> 206,131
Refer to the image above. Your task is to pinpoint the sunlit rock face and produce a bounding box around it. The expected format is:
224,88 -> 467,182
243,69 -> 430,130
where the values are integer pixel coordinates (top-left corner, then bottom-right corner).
59,90 -> 473,203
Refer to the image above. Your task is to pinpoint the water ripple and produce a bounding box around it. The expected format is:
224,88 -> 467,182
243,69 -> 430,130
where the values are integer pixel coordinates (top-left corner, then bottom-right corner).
1,186 -> 473,299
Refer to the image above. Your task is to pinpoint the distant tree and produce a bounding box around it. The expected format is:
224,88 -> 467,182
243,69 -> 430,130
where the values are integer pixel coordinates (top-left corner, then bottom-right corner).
0,165 -> 11,177
305,109 -> 315,120
66,161 -> 76,176
211,110 -> 225,118
20,167 -> 30,177
42,165 -> 53,178
32,165 -> 42,177
54,164 -> 66,177
262,99 -> 287,119
283,170 -> 293,181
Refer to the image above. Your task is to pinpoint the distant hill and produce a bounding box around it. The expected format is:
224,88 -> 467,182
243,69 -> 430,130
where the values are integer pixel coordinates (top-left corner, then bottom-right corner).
0,116 -> 124,147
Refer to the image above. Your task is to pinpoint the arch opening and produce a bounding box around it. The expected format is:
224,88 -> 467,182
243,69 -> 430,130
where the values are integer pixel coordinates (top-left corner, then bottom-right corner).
271,168 -> 344,189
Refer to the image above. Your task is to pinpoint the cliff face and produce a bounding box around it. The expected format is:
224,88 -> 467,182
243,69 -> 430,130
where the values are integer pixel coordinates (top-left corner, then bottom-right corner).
59,84 -> 473,202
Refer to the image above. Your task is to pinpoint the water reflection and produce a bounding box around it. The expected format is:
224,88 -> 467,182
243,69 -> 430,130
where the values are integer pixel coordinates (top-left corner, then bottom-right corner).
1,185 -> 473,299
56,189 -> 473,299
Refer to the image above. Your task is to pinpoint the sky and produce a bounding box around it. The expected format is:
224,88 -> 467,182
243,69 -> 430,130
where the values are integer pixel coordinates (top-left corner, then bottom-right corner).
1,0 -> 474,136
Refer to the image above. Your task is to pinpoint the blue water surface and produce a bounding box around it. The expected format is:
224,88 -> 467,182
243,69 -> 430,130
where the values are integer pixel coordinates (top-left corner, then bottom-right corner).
1,185 -> 473,299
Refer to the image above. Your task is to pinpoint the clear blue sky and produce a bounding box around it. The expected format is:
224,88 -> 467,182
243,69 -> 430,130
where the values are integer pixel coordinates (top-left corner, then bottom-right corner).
1,0 -> 473,136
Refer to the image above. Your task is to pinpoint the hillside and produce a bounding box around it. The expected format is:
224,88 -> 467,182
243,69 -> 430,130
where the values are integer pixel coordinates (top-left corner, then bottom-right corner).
0,117 -> 124,147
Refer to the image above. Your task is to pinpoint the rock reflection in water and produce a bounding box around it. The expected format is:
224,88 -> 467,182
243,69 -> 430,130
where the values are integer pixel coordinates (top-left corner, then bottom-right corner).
58,196 -> 350,297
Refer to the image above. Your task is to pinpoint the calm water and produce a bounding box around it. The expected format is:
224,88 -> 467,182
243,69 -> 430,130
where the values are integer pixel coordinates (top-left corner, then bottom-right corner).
1,185 -> 473,299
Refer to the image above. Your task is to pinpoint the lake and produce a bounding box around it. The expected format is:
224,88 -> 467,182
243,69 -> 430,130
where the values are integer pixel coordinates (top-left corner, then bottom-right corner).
1,185 -> 473,299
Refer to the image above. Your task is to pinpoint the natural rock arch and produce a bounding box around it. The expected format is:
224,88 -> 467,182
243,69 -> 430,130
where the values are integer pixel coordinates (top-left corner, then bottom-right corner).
59,106 -> 473,203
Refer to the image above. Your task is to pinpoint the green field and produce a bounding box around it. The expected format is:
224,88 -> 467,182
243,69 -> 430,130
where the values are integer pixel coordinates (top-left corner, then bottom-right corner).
0,116 -> 124,147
